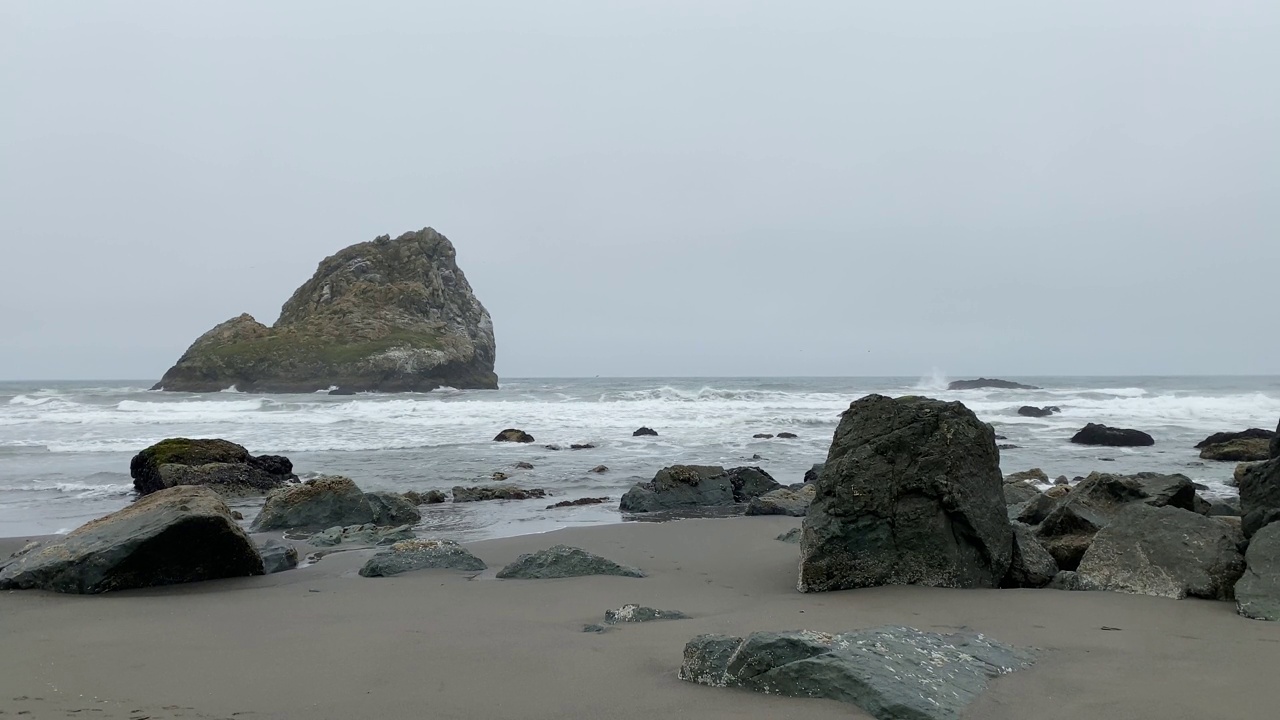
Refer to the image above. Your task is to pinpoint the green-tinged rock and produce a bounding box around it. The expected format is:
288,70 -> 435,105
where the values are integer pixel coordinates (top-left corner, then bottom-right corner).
678,626 -> 1035,720
365,491 -> 422,525
603,604 -> 688,623
1236,522 -> 1280,620
250,476 -> 374,531
359,539 -> 486,577
0,486 -> 262,593
308,523 -> 416,547
746,484 -> 816,517
496,544 -> 645,579
153,228 -> 497,393
1200,438 -> 1272,462
258,538 -> 298,574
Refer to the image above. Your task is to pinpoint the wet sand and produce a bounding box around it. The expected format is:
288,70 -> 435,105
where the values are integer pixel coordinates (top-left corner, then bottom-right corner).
2,516 -> 1278,720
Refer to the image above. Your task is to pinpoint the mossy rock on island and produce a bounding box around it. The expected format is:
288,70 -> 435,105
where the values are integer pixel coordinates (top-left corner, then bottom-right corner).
152,228 -> 497,393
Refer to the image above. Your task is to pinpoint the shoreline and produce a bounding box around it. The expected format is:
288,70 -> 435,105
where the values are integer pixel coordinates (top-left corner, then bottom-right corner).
4,515 -> 1279,719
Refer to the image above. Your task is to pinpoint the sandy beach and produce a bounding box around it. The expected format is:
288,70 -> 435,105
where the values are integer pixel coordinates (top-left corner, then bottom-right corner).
2,515 -> 1277,720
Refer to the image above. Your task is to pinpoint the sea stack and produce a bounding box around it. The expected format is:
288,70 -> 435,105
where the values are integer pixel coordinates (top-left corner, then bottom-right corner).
154,228 -> 497,393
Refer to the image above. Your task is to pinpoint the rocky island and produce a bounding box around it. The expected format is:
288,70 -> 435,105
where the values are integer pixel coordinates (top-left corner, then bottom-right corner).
154,228 -> 497,393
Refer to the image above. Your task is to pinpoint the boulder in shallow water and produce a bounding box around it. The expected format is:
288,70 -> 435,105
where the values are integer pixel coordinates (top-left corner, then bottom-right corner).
798,395 -> 1012,592
678,625 -> 1034,720
546,497 -> 609,509
603,604 -> 688,623
1236,522 -> 1280,621
618,465 -> 733,513
359,539 -> 486,577
1017,406 -> 1058,418
745,484 -> 816,517
1076,504 -> 1245,600
496,544 -> 645,579
1200,438 -> 1272,462
632,427 -> 658,437
0,486 -> 262,593
493,428 -> 535,443
365,491 -> 422,526
308,523 -> 416,547
1195,428 -> 1276,449
776,432 -> 799,439
258,538 -> 298,574
250,476 -> 375,531
130,438 -> 296,497
452,485 -> 547,502
403,489 -> 447,505
1070,423 -> 1155,447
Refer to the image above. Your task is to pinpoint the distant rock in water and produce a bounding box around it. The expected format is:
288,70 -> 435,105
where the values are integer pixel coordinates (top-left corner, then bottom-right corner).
632,427 -> 658,437
1070,423 -> 1155,447
948,378 -> 1040,390
494,429 -> 534,443
130,438 -> 296,497
153,228 -> 497,393
1200,438 -> 1271,462
1017,405 -> 1060,418
1194,427 -> 1276,449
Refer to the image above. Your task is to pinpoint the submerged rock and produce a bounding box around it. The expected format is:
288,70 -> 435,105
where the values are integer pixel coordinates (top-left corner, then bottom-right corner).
745,484 -> 816,517
546,497 -> 609,509
308,523 -> 416,547
1201,438 -> 1272,462
603,604 -> 688,623
258,539 -> 299,574
403,489 -> 447,505
365,491 -> 422,526
452,485 -> 547,502
632,427 -> 658,437
1236,522 -> 1280,621
154,228 -> 497,393
1070,423 -> 1155,447
948,378 -> 1040,390
589,465 -> 609,473
359,539 -> 486,577
727,466 -> 783,502
493,429 -> 534,443
496,545 -> 645,579
251,476 -> 375,531
130,438 -> 296,497
776,431 -> 799,439
0,486 -> 262,593
798,395 -> 1012,592
678,625 -> 1034,720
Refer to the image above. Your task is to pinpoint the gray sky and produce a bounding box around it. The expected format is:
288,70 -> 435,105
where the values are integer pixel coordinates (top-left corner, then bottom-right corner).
2,1 -> 1277,380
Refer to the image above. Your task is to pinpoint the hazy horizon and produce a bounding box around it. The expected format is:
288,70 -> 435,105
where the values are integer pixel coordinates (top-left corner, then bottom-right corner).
3,1 -> 1277,380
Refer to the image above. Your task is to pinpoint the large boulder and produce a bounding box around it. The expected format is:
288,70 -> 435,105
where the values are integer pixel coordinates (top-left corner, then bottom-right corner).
358,539 -> 486,578
745,484 -> 816,517
1200,438 -> 1271,462
618,465 -> 733,513
1075,504 -> 1245,600
250,476 -> 375,531
1001,524 -> 1059,588
798,395 -> 1013,592
948,378 -> 1040,390
452,485 -> 547,502
1070,423 -> 1155,447
678,625 -> 1034,720
1017,406 -> 1059,418
1239,458 -> 1280,537
727,466 -> 782,501
1236,522 -> 1280,620
1032,471 -> 1197,569
495,545 -> 645,579
364,492 -> 422,525
1195,428 -> 1276,449
152,228 -> 498,393
0,486 -> 262,593
130,438 -> 295,496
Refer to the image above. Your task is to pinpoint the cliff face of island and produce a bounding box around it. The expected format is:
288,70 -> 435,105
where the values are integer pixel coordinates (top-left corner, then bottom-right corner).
154,228 -> 498,393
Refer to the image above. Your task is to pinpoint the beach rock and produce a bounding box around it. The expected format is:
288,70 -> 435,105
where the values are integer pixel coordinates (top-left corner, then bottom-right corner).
1047,570 -> 1085,591
1195,428 -> 1276,449
1207,498 -> 1241,517
948,378 -> 1040,390
495,545 -> 645,579
494,429 -> 534,443
258,539 -> 298,574
803,463 -> 824,484
250,476 -> 374,531
618,465 -> 733,513
632,427 -> 658,437
1076,504 -> 1245,600
514,461 -> 535,470
1238,458 -> 1280,537
358,539 -> 486,578
1017,406 -> 1059,418
776,528 -> 802,544
1006,468 -> 1049,483
589,465 -> 608,473
1201,438 -> 1272,462
546,497 -> 609,509
0,486 -> 262,594
752,433 -> 774,439
745,484 -> 816,517
1002,524 -> 1059,588
776,432 -> 799,439
403,489 -> 447,505
308,523 -> 416,547
603,604 -> 688,623
1236,522 -> 1280,621
153,228 -> 498,393
365,492 -> 422,526
130,438 -> 296,497
798,395 -> 1012,592
1070,423 -> 1155,447
678,625 -> 1034,720
452,485 -> 547,503
1003,481 -> 1043,507
728,466 -> 783,502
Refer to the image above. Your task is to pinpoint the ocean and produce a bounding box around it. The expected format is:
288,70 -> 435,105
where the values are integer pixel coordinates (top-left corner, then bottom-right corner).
2,375 -> 1278,541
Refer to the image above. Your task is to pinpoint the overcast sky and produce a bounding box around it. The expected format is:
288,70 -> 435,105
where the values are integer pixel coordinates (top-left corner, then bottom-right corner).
1,1 -> 1277,380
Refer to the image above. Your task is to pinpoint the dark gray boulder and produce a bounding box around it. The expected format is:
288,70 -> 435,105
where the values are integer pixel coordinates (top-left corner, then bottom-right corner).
129,438 -> 296,497
365,492 -> 422,526
745,484 -> 816,517
403,489 -> 447,505
1070,423 -> 1154,447
250,476 -> 375,531
1236,522 -> 1280,620
359,539 -> 486,577
1239,458 -> 1280,537
0,486 -> 262,594
1002,524 -> 1059,588
258,538 -> 298,574
632,427 -> 658,437
1200,438 -> 1272,462
452,485 -> 547,502
618,465 -> 733,513
496,544 -> 645,579
678,625 -> 1034,720
1003,481 -> 1043,507
728,466 -> 782,501
803,463 -> 824,484
308,523 -> 416,547
603,604 -> 688,623
798,395 -> 1013,592
1017,406 -> 1059,418
948,378 -> 1040,390
493,428 -> 535,443
1076,504 -> 1245,600
1195,428 -> 1276,449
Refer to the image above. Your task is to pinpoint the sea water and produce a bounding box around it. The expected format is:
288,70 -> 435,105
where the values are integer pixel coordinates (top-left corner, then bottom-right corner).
2,376 -> 1278,540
